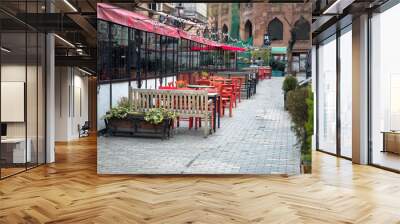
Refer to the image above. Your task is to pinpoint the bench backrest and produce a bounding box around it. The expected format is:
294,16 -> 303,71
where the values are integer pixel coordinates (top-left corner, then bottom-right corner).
131,89 -> 209,116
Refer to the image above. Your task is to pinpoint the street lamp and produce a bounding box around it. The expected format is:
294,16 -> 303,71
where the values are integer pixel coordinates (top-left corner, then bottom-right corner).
176,3 -> 184,17
263,33 -> 271,47
175,3 -> 185,28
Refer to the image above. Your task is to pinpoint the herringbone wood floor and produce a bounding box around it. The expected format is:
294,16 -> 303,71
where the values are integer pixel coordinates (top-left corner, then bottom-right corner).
1,136 -> 400,224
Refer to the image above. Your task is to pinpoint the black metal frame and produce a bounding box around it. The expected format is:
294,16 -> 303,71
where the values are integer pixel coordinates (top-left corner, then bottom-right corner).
315,19 -> 353,161
97,18 -> 238,85
0,0 -> 47,180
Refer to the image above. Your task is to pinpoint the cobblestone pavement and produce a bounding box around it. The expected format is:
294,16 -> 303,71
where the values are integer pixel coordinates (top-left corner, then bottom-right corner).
98,77 -> 300,175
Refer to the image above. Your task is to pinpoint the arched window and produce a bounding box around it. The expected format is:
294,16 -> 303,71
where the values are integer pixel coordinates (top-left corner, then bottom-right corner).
222,24 -> 228,42
294,17 -> 310,40
203,28 -> 209,38
244,20 -> 253,40
268,18 -> 283,41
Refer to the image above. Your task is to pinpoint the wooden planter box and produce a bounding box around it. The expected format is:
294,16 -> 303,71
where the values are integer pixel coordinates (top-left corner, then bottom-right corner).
105,115 -> 172,140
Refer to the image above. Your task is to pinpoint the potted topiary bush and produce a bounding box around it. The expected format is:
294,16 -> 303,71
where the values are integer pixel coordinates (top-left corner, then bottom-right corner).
176,80 -> 187,88
286,85 -> 313,173
282,75 -> 298,110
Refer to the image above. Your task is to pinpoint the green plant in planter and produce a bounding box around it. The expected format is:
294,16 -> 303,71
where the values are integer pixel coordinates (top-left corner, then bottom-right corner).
200,71 -> 209,79
103,97 -> 141,120
144,109 -> 164,125
176,80 -> 187,88
116,96 -> 131,109
303,86 -> 313,169
270,59 -> 286,72
104,106 -> 131,120
282,75 -> 298,94
286,85 -> 313,172
144,108 -> 178,125
282,75 -> 298,110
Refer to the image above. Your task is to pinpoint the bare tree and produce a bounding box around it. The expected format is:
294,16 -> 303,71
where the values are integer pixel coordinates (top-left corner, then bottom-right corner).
283,16 -> 297,75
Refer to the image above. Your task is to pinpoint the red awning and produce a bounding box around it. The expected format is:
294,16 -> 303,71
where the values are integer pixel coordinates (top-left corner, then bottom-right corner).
220,44 -> 246,52
97,3 -> 247,52
97,3 -> 180,38
190,46 -> 218,51
179,30 -> 210,46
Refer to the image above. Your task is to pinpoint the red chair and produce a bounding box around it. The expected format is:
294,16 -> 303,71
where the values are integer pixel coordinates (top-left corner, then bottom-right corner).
159,86 -> 177,90
220,84 -> 235,117
231,78 -> 242,105
194,88 -> 216,131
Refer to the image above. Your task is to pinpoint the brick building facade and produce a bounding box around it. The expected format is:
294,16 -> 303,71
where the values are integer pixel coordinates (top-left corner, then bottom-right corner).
208,3 -> 312,72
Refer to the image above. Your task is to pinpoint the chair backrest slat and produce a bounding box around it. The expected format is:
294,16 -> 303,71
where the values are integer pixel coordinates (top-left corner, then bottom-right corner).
131,89 -> 209,116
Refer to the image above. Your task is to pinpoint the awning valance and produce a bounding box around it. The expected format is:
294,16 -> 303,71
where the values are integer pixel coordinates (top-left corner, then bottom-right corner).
190,46 -> 219,51
220,44 -> 246,52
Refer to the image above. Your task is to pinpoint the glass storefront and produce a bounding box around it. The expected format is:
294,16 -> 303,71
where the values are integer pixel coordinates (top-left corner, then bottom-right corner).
315,1 -> 400,172
370,3 -> 400,171
339,26 -> 352,158
317,35 -> 337,155
96,17 -> 235,133
316,24 -> 353,159
0,2 -> 46,179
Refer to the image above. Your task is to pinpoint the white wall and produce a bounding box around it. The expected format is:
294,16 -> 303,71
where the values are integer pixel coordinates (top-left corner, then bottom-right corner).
97,83 -> 110,131
55,67 -> 89,141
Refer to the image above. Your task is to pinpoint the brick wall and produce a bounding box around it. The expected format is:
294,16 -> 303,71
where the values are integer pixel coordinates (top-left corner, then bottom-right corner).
208,3 -> 312,52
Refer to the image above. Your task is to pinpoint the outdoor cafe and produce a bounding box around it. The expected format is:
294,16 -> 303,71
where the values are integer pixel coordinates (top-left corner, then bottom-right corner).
97,3 -> 270,139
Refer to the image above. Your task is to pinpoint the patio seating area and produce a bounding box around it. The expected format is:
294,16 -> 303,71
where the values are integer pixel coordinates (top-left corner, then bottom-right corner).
98,77 -> 300,175
96,3 -> 298,175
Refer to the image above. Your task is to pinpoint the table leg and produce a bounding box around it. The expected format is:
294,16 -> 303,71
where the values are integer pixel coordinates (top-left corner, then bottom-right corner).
217,96 -> 221,128
247,81 -> 250,98
213,96 -> 217,133
254,79 -> 257,94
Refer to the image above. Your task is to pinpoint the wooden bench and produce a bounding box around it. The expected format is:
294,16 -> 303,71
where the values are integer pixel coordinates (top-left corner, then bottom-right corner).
131,89 -> 212,137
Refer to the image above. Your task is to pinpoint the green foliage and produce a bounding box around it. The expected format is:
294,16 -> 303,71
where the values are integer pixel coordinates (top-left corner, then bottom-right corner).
144,108 -> 178,125
200,71 -> 209,79
103,97 -> 140,120
116,97 -> 131,109
104,97 -> 178,126
304,86 -> 314,165
176,80 -> 187,88
270,59 -> 286,72
250,48 -> 271,65
144,108 -> 164,125
230,3 -> 240,39
286,85 -> 313,166
103,106 -> 141,120
282,75 -> 298,94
